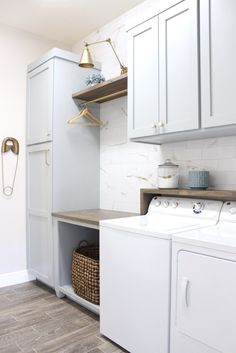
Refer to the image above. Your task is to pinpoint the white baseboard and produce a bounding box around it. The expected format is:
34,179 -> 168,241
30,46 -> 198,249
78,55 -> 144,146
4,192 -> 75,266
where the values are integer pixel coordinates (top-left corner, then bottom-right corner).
0,270 -> 36,288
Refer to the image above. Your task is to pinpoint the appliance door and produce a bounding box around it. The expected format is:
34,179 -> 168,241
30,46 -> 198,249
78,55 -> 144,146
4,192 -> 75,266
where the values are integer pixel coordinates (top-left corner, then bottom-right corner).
176,251 -> 236,353
100,226 -> 171,353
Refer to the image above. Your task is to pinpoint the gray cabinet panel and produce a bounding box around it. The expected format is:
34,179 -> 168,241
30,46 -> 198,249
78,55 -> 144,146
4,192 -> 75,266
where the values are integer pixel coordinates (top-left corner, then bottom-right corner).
201,0 -> 236,128
159,0 -> 199,133
26,61 -> 53,145
128,17 -> 159,138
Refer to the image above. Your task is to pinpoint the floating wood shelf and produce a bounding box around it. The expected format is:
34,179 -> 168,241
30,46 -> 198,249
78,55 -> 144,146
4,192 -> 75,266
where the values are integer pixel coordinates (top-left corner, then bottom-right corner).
72,73 -> 127,103
140,188 -> 236,215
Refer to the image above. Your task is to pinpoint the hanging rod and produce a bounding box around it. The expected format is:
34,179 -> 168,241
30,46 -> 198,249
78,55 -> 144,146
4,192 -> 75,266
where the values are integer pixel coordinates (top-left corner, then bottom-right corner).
79,88 -> 128,106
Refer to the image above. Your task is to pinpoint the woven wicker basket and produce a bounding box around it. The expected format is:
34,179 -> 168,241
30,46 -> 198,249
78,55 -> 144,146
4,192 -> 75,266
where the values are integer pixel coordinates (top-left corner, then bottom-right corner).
72,240 -> 100,305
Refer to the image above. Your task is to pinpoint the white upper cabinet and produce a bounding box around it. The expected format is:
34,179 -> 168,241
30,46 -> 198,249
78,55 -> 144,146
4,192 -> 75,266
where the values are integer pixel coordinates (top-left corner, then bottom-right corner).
127,0 -> 236,143
201,0 -> 236,128
127,0 -> 199,140
27,61 -> 54,145
128,17 -> 159,138
159,0 -> 199,133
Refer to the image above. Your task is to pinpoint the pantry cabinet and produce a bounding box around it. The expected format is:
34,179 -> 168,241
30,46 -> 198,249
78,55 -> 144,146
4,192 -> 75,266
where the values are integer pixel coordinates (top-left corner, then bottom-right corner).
200,0 -> 236,128
26,49 -> 100,288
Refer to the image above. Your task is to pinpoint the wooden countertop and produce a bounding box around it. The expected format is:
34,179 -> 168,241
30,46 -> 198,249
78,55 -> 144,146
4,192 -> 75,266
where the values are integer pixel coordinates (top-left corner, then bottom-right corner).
52,208 -> 137,226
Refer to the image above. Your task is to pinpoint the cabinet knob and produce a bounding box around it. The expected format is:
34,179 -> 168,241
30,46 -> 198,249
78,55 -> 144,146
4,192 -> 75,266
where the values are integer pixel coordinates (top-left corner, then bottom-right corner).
158,122 -> 164,128
151,124 -> 157,128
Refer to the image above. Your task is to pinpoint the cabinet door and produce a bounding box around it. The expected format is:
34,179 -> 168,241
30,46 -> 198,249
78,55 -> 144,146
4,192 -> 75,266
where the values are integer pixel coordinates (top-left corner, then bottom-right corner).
26,61 -> 54,145
201,0 -> 236,128
176,251 -> 236,353
128,17 -> 159,138
27,143 -> 53,287
159,0 -> 199,133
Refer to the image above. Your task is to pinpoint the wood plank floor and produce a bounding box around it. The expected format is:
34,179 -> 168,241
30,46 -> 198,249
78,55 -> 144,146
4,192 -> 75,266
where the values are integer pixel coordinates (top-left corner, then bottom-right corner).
0,281 -> 127,353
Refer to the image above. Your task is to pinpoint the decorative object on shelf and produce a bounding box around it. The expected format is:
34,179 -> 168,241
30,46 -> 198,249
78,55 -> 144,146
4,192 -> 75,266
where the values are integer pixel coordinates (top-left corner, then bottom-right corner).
72,240 -> 100,305
1,137 -> 19,196
86,73 -> 105,86
67,105 -> 104,127
73,73 -> 127,104
188,170 -> 209,189
79,38 -> 128,75
158,159 -> 179,189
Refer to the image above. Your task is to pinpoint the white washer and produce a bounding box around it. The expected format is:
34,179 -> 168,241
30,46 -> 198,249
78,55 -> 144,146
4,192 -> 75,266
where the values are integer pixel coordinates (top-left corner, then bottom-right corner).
100,197 -> 223,353
171,201 -> 236,353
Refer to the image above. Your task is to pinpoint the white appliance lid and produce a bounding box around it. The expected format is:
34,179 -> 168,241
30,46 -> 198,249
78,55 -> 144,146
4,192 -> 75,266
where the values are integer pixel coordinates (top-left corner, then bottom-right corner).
173,201 -> 236,252
100,197 -> 223,239
100,214 -> 219,239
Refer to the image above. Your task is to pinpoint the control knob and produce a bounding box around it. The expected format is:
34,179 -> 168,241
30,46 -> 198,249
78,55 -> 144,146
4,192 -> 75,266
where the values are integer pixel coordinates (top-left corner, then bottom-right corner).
171,201 -> 178,208
193,202 -> 204,214
163,200 -> 169,208
155,200 -> 161,207
229,207 -> 236,214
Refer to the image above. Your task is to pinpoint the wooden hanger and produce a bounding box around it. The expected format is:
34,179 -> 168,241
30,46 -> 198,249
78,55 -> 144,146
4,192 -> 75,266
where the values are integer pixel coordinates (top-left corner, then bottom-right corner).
67,106 -> 103,126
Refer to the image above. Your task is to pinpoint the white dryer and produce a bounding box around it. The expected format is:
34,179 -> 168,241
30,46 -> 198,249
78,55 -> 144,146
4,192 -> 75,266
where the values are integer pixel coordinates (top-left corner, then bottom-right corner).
100,196 -> 223,353
171,201 -> 236,353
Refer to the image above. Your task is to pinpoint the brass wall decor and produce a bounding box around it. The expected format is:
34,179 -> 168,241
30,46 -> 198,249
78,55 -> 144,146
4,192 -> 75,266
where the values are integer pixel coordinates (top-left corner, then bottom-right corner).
1,137 -> 19,196
1,137 -> 19,155
79,38 -> 127,75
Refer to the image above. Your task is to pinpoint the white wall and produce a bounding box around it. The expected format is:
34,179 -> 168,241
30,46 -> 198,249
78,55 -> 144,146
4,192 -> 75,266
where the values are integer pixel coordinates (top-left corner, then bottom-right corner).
0,23 -> 69,279
72,0 -> 236,213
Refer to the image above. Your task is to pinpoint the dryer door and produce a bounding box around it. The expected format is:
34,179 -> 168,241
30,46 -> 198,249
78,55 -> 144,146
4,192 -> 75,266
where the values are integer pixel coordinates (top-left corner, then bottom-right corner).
176,251 -> 236,353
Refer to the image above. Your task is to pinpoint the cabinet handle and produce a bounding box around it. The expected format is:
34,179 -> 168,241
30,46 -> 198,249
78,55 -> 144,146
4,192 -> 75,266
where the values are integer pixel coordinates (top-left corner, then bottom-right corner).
45,150 -> 50,166
181,277 -> 190,308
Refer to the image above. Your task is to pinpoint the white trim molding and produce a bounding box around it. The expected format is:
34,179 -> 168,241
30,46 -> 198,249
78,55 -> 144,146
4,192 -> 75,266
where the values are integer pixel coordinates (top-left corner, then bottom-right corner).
0,270 -> 36,288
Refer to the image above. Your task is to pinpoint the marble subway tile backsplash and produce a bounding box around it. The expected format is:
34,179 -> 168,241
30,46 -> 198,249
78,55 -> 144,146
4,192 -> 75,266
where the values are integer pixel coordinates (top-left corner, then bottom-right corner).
72,0 -> 236,213
100,98 -> 236,213
162,138 -> 236,191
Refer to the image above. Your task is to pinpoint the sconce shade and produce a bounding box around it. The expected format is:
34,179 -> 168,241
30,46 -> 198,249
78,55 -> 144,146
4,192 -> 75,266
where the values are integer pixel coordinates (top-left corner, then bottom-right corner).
79,45 -> 94,68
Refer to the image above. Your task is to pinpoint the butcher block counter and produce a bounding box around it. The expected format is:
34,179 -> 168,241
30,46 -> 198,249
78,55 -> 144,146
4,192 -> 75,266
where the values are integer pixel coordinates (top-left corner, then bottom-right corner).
52,208 -> 136,228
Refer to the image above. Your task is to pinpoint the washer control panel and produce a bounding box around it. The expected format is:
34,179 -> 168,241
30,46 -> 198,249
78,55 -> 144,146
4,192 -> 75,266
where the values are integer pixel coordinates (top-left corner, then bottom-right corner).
149,196 -> 223,221
220,201 -> 236,222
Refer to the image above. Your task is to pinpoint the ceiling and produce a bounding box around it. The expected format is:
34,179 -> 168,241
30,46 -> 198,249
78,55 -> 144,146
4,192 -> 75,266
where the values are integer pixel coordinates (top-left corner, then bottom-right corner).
0,0 -> 144,45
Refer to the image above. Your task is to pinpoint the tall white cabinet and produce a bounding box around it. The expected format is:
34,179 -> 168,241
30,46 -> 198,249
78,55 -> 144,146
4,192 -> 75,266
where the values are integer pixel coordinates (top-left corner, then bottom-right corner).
26,49 -> 100,287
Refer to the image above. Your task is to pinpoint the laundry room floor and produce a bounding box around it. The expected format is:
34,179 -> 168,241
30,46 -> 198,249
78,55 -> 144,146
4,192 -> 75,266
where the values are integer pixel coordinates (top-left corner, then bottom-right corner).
0,281 -> 126,353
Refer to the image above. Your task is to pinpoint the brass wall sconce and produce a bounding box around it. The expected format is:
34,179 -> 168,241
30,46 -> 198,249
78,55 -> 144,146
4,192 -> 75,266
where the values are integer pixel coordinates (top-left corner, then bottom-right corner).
79,38 -> 127,75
